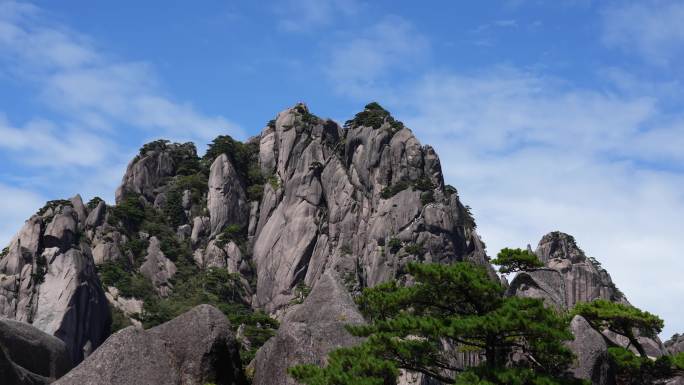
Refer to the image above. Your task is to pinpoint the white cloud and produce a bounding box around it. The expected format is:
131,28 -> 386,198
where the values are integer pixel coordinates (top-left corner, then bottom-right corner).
0,183 -> 44,247
326,15 -> 429,97
602,1 -> 684,65
0,1 -> 243,248
275,0 -> 360,32
372,67 -> 684,338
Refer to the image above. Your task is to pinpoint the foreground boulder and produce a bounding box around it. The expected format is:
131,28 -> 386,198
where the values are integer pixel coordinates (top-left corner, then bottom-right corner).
253,273 -> 365,385
55,304 -> 246,385
0,318 -> 72,385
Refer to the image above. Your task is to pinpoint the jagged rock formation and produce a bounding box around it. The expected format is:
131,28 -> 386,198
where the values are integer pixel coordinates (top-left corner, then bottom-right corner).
508,231 -> 667,383
0,196 -> 111,364
0,318 -> 73,385
665,334 -> 684,355
508,232 -> 627,308
115,141 -> 198,206
248,103 -> 488,314
54,304 -> 246,385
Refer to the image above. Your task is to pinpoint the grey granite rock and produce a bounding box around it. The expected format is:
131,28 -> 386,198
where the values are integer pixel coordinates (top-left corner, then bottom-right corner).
0,318 -> 72,385
567,315 -> 611,385
253,273 -> 365,385
208,154 -> 248,236
139,237 -> 176,297
55,304 -> 246,385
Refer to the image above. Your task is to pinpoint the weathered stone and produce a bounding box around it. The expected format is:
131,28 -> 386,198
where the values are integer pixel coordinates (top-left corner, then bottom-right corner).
567,315 -> 611,385
191,216 -> 210,246
32,248 -> 111,364
43,207 -> 78,251
85,201 -> 106,228
115,141 -> 197,204
0,318 -> 72,385
253,273 -> 365,385
55,305 -> 246,385
139,237 -> 176,297
208,154 -> 248,236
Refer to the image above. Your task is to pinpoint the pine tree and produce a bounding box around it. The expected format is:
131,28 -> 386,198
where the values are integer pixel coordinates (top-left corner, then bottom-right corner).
290,262 -> 585,385
491,248 -> 544,275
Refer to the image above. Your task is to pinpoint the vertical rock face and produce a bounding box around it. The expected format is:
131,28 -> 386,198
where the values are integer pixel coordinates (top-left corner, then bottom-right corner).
0,200 -> 111,365
250,103 -> 490,383
251,103 -> 488,314
55,305 -> 246,385
0,318 -> 73,385
208,154 -> 248,236
567,315 -> 611,385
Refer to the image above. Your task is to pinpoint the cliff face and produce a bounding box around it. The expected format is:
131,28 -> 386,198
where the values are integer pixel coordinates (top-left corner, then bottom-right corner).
508,231 -> 667,384
0,195 -> 111,365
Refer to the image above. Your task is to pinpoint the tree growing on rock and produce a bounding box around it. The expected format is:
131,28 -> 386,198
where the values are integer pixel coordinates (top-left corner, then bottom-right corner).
573,299 -> 662,358
289,262 -> 585,385
491,247 -> 544,275
573,299 -> 677,385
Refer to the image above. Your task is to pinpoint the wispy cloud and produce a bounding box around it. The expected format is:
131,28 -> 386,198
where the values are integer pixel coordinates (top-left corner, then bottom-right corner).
0,1 -> 242,245
328,15 -> 684,335
392,68 -> 684,338
274,0 -> 360,32
601,0 -> 684,65
326,15 -> 429,97
0,183 -> 44,248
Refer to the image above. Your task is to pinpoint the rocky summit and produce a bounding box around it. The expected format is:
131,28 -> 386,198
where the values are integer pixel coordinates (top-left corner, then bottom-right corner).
0,102 -> 680,385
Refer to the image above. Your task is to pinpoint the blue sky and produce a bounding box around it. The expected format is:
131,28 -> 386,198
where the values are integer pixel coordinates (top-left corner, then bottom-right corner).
1,0 -> 683,338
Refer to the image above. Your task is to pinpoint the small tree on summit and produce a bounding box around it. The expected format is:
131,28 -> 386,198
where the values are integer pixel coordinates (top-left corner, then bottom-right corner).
491,248 -> 544,275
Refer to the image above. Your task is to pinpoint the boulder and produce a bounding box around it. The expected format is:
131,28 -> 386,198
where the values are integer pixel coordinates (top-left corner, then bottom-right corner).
0,318 -> 72,385
55,304 -> 246,385
253,273 -> 365,385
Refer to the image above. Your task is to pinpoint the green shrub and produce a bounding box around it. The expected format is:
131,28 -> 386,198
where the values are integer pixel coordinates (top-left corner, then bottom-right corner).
247,184 -> 264,202
216,224 -> 246,248
86,196 -> 104,210
109,194 -> 145,230
340,244 -> 352,255
387,237 -> 402,253
413,177 -> 435,191
444,184 -> 457,197
110,304 -> 132,333
32,255 -> 47,284
268,174 -> 281,190
380,180 -> 410,199
162,189 -> 186,228
291,282 -> 312,305
344,102 -> 404,134
37,199 -> 73,216
404,243 -> 424,256
0,247 -> 8,257
420,191 -> 435,205
139,139 -> 169,157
